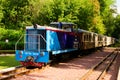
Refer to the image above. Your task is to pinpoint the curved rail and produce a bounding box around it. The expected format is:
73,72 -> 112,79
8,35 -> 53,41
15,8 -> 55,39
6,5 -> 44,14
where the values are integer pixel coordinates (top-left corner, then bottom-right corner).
0,66 -> 33,80
97,52 -> 118,80
0,65 -> 49,80
80,48 -> 119,80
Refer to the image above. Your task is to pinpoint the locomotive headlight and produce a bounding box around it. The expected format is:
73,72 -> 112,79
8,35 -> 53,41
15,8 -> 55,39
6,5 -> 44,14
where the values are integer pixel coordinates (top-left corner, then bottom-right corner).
40,52 -> 45,56
19,51 -> 23,58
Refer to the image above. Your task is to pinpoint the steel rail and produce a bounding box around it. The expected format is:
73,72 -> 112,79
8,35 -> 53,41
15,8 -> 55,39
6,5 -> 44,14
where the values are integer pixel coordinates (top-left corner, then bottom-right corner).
0,50 -> 15,54
0,64 -> 50,80
97,51 -> 119,80
80,48 -> 118,80
0,66 -> 25,80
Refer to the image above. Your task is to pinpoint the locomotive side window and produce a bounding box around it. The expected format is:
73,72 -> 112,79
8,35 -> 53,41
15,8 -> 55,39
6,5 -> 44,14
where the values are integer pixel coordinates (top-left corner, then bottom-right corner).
89,34 -> 91,42
63,25 -> 72,31
50,22 -> 62,29
83,34 -> 86,41
49,23 -> 59,28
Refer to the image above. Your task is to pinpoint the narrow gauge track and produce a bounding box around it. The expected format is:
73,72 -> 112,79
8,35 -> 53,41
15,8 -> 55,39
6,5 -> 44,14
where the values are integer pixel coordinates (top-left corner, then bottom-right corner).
0,50 -> 15,56
0,50 -> 15,54
0,65 -> 49,80
80,48 -> 119,80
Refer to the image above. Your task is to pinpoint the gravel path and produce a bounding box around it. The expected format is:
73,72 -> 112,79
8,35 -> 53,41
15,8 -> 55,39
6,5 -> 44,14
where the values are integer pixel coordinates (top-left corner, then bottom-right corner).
11,48 -> 120,80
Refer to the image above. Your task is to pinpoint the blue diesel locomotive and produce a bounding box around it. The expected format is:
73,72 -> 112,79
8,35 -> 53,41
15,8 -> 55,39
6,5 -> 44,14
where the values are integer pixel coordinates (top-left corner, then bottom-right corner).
15,22 -> 78,67
15,22 -> 115,67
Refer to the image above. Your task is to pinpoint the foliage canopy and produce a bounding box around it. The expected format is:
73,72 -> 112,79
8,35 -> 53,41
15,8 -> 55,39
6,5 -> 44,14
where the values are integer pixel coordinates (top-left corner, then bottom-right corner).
0,0 -> 120,39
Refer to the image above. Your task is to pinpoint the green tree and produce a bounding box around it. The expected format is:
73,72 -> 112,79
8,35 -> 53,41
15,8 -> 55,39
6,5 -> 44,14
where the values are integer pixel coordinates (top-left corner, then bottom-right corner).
0,0 -> 3,27
99,0 -> 116,36
112,15 -> 120,39
38,0 -> 80,25
90,0 -> 106,34
58,0 -> 80,22
0,0 -> 116,36
37,0 -> 54,25
76,0 -> 106,34
76,0 -> 93,30
1,0 -> 30,29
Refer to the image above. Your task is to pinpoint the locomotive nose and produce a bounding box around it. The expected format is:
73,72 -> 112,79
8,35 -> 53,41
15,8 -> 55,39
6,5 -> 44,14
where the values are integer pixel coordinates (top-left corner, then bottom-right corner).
26,56 -> 34,62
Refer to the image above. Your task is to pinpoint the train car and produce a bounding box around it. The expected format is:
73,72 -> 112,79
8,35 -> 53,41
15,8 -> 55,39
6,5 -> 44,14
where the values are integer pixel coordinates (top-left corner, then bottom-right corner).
76,29 -> 96,50
15,22 -> 78,67
15,22 -> 115,67
105,36 -> 115,46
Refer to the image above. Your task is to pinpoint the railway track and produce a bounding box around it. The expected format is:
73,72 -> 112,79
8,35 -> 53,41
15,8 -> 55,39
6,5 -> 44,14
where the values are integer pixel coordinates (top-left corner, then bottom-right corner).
0,50 -> 15,53
0,64 -> 49,80
0,50 -> 77,80
0,50 -> 15,56
80,48 -> 119,80
0,48 -> 118,80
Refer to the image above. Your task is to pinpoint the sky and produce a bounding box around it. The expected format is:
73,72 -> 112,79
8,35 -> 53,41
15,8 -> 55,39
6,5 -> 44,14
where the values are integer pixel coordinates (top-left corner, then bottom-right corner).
116,0 -> 120,14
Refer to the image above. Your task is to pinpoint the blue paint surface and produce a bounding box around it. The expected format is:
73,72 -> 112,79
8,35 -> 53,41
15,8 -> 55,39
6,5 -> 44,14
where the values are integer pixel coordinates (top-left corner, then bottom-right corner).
52,49 -> 77,55
16,28 -> 77,63
46,30 -> 75,51
16,50 -> 49,63
46,30 -> 61,51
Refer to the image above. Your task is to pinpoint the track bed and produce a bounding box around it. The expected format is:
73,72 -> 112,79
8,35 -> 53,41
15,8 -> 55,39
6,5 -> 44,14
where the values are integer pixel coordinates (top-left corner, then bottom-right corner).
10,47 -> 120,80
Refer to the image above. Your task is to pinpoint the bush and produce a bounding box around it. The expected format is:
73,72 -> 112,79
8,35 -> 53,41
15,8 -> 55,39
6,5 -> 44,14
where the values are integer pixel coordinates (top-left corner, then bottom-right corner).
0,28 -> 24,50
113,41 -> 120,47
0,41 -> 24,50
0,28 -> 24,41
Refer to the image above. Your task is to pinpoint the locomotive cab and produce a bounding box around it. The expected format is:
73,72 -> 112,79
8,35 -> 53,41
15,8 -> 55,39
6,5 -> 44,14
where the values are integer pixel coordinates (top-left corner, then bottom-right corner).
50,22 -> 76,32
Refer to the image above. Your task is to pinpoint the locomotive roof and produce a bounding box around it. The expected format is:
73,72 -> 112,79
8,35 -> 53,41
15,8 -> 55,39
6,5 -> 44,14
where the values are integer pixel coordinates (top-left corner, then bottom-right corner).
26,24 -> 106,37
26,24 -> 71,32
78,29 -> 93,33
50,22 -> 75,25
77,29 -> 102,36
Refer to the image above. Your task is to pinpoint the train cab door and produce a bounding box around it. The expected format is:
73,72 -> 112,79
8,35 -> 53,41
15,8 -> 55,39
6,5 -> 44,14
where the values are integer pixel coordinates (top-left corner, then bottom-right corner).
95,34 -> 98,47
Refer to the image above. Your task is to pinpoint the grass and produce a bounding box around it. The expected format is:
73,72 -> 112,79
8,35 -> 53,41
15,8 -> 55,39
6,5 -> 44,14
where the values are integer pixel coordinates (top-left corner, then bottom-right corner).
0,55 -> 20,69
